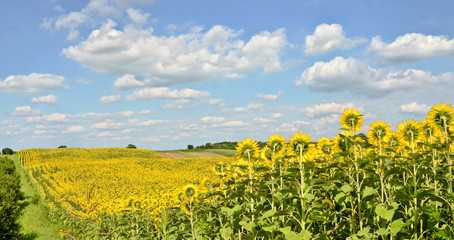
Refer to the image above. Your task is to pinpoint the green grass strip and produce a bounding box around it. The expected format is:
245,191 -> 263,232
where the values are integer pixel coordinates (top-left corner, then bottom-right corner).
12,154 -> 60,240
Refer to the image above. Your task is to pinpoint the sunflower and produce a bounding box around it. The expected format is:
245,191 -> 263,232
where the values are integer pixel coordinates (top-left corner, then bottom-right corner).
182,184 -> 198,201
385,131 -> 400,149
200,177 -> 212,189
427,102 -> 454,133
267,134 -> 287,154
396,119 -> 422,149
212,163 -> 227,176
420,119 -> 442,143
235,138 -> 260,161
340,108 -> 363,132
317,137 -> 334,158
260,145 -> 274,167
367,120 -> 392,146
288,131 -> 313,161
450,120 -> 454,136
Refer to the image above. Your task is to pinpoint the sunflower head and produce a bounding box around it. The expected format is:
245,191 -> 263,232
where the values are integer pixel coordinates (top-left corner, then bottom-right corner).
200,177 -> 212,189
340,108 -> 363,132
235,138 -> 260,161
396,119 -> 422,148
289,132 -> 312,155
427,102 -> 454,132
450,120 -> 454,136
267,134 -> 287,153
212,163 -> 227,176
385,131 -> 400,148
420,119 -> 442,143
317,137 -> 333,157
367,120 -> 392,146
182,184 -> 198,201
260,145 -> 273,162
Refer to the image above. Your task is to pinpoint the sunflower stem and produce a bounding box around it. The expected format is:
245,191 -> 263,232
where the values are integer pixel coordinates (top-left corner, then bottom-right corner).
247,151 -> 255,223
443,117 -> 452,195
299,146 -> 306,231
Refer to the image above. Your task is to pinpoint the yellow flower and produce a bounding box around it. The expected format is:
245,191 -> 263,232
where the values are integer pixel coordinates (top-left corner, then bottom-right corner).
200,177 -> 211,189
212,163 -> 227,176
340,108 -> 363,132
322,199 -> 334,211
367,120 -> 392,146
420,119 -> 442,143
450,120 -> 454,136
427,102 -> 454,133
317,137 -> 334,157
288,132 -> 313,161
396,119 -> 422,149
182,184 -> 198,201
267,134 -> 286,154
385,131 -> 400,148
235,138 -> 260,161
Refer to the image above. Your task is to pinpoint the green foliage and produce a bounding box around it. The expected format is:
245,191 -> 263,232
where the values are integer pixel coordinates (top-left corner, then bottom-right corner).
58,145 -> 67,148
154,132 -> 454,239
0,156 -> 22,239
2,147 -> 14,155
195,141 -> 266,150
126,144 -> 137,149
187,144 -> 194,150
19,132 -> 454,239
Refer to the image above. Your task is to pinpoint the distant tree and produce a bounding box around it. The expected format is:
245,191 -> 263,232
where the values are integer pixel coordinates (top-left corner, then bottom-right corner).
126,144 -> 137,149
205,142 -> 212,149
2,148 -> 14,155
58,145 -> 67,148
187,145 -> 194,150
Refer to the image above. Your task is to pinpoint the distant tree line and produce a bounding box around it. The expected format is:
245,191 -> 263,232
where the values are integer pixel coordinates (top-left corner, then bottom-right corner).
2,147 -> 15,155
126,144 -> 137,149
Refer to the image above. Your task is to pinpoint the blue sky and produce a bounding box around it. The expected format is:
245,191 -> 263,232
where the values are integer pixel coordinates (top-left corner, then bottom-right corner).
1,0 -> 453,150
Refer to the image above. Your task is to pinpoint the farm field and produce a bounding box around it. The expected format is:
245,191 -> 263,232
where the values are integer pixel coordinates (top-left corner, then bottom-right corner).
17,147 -> 234,239
157,149 -> 236,158
13,102 -> 454,239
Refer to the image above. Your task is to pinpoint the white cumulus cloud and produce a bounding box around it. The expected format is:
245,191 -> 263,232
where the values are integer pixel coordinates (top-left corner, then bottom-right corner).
114,74 -> 145,90
369,33 -> 454,65
0,73 -> 68,94
126,8 -> 150,25
304,23 -> 367,55
256,91 -> 283,100
253,117 -> 276,123
31,95 -> 58,104
11,106 -> 42,116
99,95 -> 122,104
126,87 -> 210,101
26,113 -> 68,123
222,103 -> 263,113
302,102 -> 356,118
278,121 -> 310,133
62,21 -> 287,86
52,0 -> 123,40
66,126 -> 85,133
216,121 -> 249,127
400,102 -> 431,114
201,116 -> 225,123
162,99 -> 191,109
296,56 -> 454,97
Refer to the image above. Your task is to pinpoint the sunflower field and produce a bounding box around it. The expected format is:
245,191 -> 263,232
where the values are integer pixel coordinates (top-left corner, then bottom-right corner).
17,102 -> 454,239
17,147 -> 234,239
